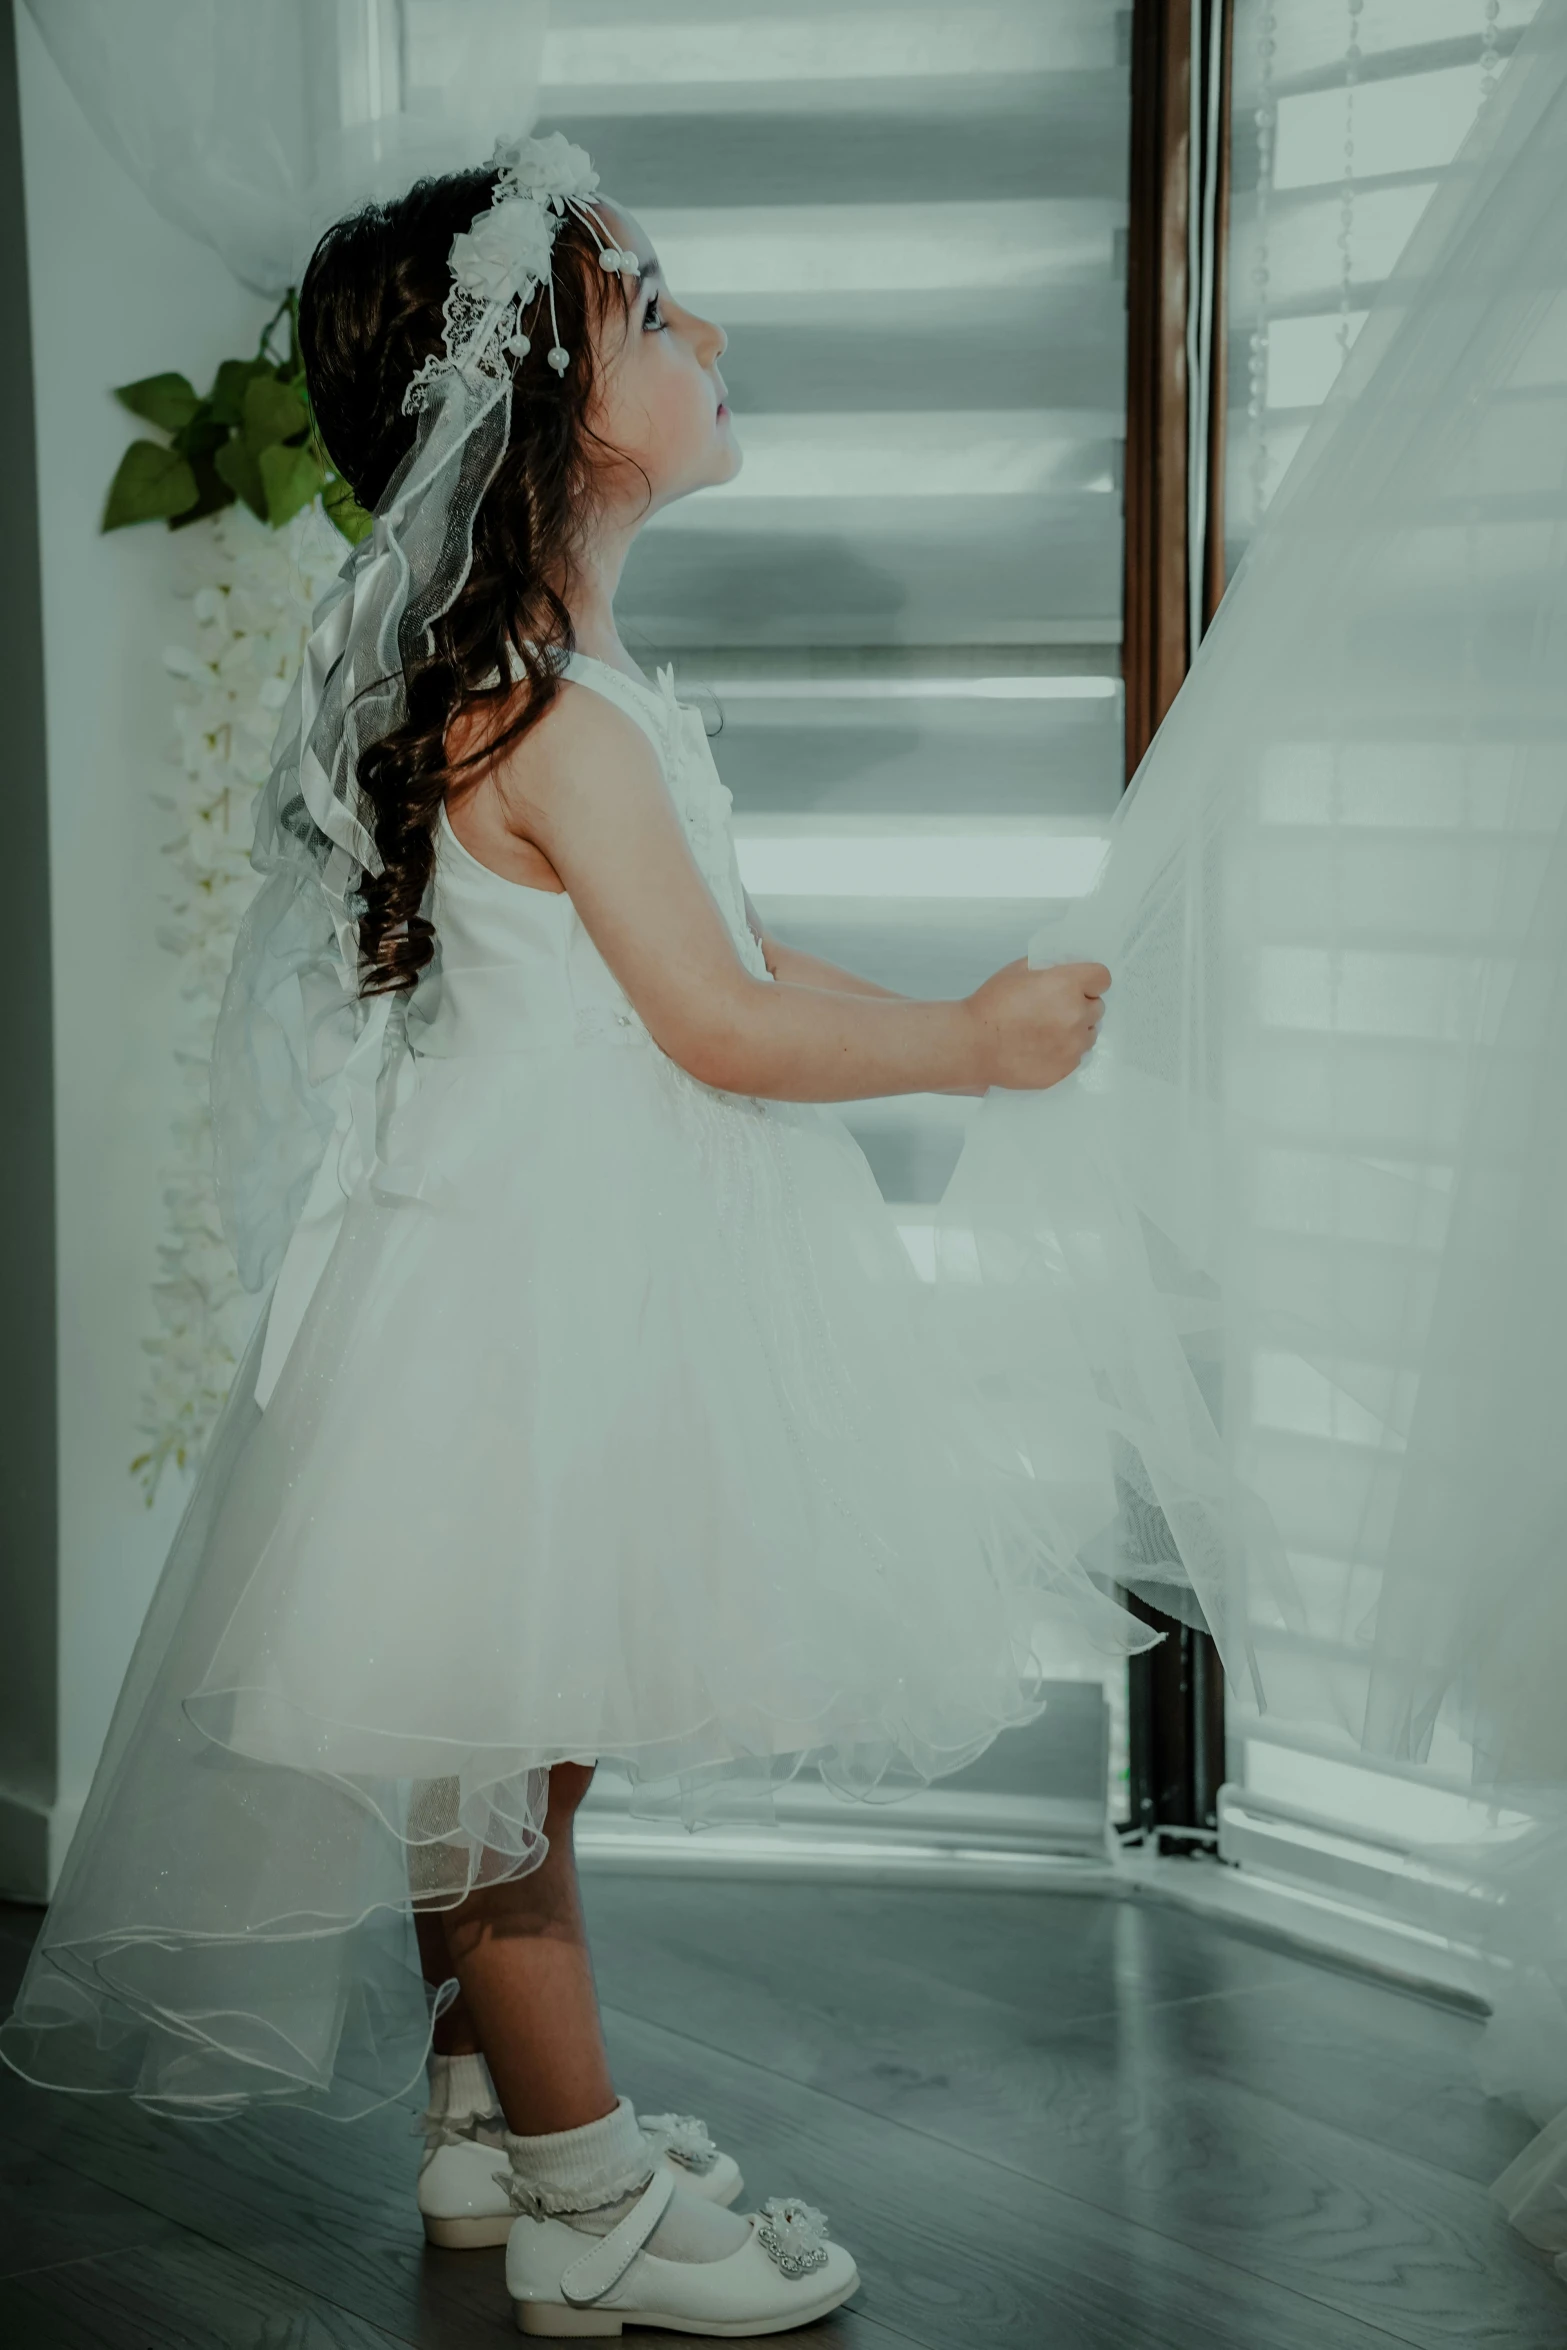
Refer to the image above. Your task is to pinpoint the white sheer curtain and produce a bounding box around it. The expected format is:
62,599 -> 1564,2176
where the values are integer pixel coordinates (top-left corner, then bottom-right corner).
1217,0 -> 1567,2233
935,0 -> 1567,2268
1213,0 -> 1551,1957
1225,0 -> 1543,561
21,0 -> 548,291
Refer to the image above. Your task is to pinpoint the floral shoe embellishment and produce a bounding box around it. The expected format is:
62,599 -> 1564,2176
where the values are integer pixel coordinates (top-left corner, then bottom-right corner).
638,2109 -> 720,2173
756,2195 -> 832,2278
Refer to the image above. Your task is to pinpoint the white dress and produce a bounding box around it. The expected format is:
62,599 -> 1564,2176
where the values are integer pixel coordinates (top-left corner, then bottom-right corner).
0,646 -> 1146,2119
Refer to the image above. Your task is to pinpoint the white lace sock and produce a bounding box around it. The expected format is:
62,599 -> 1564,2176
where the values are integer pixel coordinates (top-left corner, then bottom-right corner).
426,2048 -> 499,2117
424,2049 -> 504,2143
504,2094 -> 751,2263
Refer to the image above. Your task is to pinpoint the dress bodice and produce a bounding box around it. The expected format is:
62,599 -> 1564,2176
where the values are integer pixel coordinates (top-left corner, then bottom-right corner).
409,647 -> 768,1063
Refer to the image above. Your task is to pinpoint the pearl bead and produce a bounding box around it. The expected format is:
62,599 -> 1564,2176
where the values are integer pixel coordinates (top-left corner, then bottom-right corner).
548,345 -> 570,373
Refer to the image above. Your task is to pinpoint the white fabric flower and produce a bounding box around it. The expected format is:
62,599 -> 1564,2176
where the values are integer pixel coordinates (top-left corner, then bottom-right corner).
448,195 -> 554,306
499,130 -> 599,210
407,134 -> 612,409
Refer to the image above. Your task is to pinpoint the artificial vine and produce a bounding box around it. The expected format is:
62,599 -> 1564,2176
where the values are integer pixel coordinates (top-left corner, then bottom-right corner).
103,291 -> 370,544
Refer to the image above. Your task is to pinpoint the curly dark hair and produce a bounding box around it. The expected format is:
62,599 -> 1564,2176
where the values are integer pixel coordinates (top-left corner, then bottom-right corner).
299,167 -> 647,996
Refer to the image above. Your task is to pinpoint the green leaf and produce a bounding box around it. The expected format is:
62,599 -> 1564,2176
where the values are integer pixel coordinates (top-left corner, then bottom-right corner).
242,372 -> 310,455
213,434 -> 267,521
103,439 -> 199,530
168,451 -> 237,531
322,473 -> 373,546
170,407 -> 229,462
114,372 -> 200,434
208,356 -> 271,427
259,438 -> 324,528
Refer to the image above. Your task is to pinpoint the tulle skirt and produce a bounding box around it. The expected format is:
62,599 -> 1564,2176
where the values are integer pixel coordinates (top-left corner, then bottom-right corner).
1,1030 -> 1153,2118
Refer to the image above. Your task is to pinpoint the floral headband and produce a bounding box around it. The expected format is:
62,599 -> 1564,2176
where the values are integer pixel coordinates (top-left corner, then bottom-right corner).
403,130 -> 637,414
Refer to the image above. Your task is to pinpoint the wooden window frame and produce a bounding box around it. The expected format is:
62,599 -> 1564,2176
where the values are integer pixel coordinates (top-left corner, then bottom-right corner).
1124,0 -> 1233,778
1119,0 -> 1234,1847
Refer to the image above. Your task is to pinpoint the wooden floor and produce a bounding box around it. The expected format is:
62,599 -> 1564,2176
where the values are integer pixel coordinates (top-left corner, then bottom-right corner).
0,1872 -> 1561,2349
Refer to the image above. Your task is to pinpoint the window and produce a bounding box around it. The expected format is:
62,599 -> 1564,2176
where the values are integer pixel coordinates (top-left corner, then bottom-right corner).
1219,0 -> 1544,1971
542,0 -> 1136,1855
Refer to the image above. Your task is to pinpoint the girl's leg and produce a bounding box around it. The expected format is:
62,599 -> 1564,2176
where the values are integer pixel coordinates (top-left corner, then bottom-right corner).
415,1908 -> 482,2055
436,1765 -> 761,2274
440,1759 -> 616,2135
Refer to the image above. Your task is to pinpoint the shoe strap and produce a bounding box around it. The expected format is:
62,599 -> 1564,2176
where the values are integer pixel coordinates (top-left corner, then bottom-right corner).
559,2166 -> 675,2307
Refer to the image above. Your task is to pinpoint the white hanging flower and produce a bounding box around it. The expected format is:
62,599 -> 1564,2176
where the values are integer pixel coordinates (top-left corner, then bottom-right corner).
134,497 -> 344,1498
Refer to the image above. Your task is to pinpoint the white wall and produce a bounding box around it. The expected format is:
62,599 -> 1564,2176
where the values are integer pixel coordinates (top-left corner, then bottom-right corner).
14,8 -> 269,1867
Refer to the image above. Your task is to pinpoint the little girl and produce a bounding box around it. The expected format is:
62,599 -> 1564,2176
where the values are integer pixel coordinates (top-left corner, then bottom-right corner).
2,135 -> 1139,2336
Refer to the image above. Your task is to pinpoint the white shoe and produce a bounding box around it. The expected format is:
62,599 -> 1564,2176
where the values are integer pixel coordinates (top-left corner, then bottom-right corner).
505,2165 -> 860,2337
419,2108 -> 745,2250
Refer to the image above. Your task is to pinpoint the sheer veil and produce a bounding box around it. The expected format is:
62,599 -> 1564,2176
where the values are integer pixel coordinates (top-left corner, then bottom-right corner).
932,0 -> 1567,2263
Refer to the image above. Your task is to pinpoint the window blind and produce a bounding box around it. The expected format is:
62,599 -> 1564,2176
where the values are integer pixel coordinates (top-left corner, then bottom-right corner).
535,0 -> 1137,1861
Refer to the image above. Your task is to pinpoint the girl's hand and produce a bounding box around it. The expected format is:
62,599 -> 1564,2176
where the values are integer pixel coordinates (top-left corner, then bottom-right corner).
963,958 -> 1110,1091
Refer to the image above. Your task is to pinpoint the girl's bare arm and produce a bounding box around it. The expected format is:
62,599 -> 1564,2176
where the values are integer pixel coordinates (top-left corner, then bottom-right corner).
490,689 -> 1107,1103
741,893 -> 987,1096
